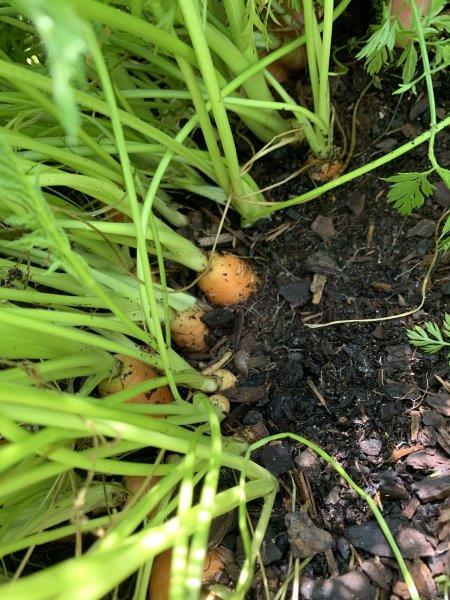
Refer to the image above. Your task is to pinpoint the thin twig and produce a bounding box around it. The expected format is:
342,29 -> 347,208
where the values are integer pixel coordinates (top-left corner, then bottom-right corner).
306,378 -> 330,413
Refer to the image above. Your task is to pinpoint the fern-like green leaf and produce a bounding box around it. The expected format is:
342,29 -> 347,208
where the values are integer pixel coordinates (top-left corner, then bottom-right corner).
438,211 -> 450,253
428,0 -> 450,33
356,6 -> 397,75
398,43 -> 418,88
443,313 -> 450,338
383,171 -> 435,215
407,325 -> 444,354
407,315 -> 450,355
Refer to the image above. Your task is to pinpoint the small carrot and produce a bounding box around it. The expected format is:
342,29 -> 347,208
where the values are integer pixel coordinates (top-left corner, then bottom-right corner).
98,354 -> 173,407
148,547 -> 232,600
198,253 -> 259,306
171,307 -> 209,352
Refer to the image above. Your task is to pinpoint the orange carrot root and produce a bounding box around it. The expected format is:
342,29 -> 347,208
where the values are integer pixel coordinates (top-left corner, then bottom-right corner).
198,253 -> 259,306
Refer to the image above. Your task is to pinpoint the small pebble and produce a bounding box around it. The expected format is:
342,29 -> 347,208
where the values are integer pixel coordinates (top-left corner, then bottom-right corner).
374,137 -> 397,151
262,538 -> 282,565
409,559 -> 436,600
242,410 -> 264,426
304,251 -> 337,274
336,536 -> 351,560
379,480 -> 408,500
286,208 -> 302,221
346,195 -> 365,217
310,215 -> 336,243
301,571 -> 375,600
406,219 -> 435,239
378,470 -> 409,498
422,410 -> 444,427
409,97 -> 429,120
285,511 -> 333,558
359,438 -> 382,456
413,475 -> 450,501
288,351 -> 304,362
295,449 -> 319,471
201,309 -> 234,328
360,559 -> 393,590
348,518 -> 434,558
324,486 -> 341,505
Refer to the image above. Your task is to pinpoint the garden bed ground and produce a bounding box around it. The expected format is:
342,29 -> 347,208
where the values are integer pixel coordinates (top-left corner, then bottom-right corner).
4,62 -> 448,600
183,64 -> 450,599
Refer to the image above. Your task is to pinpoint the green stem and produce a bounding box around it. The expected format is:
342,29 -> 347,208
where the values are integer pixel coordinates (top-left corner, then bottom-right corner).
234,486 -> 277,598
0,351 -> 113,384
244,114 -> 450,224
393,62 -> 448,93
23,169 -> 187,230
1,128 -> 122,183
74,0 -> 196,63
95,461 -> 189,552
222,0 -> 247,55
224,97 -> 326,131
185,401 -> 222,597
146,0 -> 232,194
0,287 -> 109,308
263,70 -> 324,155
0,59 -> 121,172
0,59 -> 215,179
318,0 -> 334,153
0,479 -> 275,600
136,34 -> 312,225
177,58 -> 231,192
52,217 -> 206,272
119,90 -> 324,131
77,0 -> 281,141
408,0 -> 438,170
130,0 -> 143,17
0,387 -> 268,480
0,309 -> 203,384
0,515 -> 114,560
204,22 -> 288,141
177,0 -> 244,199
303,0 -> 320,111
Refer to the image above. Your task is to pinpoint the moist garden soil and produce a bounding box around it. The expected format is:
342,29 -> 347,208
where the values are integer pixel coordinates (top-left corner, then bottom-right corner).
184,63 -> 450,599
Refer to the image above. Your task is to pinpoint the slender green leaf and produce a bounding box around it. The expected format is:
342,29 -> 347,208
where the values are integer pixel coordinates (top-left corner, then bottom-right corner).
9,0 -> 88,136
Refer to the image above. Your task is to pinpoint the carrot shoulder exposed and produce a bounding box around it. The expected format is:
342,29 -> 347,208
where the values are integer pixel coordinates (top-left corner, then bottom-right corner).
198,253 -> 259,306
98,354 -> 173,407
148,547 -> 232,600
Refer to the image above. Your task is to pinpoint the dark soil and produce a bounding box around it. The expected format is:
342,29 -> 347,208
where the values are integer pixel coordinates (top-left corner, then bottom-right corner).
188,64 -> 450,599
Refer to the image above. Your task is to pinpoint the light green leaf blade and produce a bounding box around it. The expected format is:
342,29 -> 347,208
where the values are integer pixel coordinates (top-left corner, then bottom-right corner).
9,0 -> 88,137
